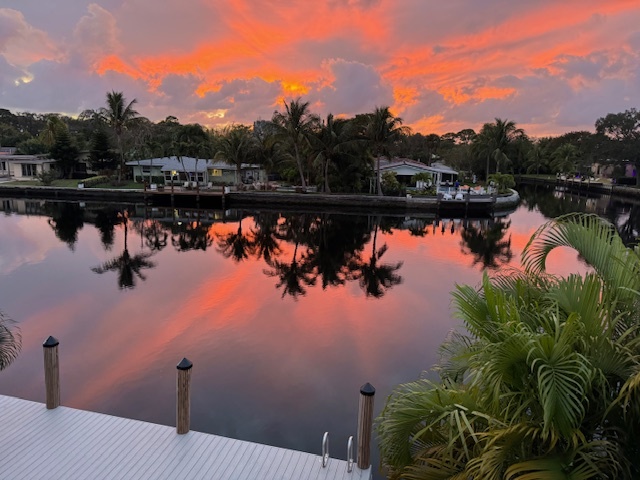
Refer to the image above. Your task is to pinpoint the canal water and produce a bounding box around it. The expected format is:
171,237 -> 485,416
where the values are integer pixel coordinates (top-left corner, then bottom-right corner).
0,184 -> 637,476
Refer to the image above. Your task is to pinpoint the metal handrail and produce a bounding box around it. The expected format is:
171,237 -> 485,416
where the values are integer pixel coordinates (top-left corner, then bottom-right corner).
322,432 -> 329,467
347,436 -> 354,472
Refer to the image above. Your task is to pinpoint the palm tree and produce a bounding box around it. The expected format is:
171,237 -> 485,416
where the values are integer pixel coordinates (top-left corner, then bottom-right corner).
101,91 -> 138,182
91,210 -> 155,289
214,125 -> 258,186
377,213 -> 640,479
271,99 -> 320,188
363,107 -> 410,195
174,124 -> 211,195
0,310 -> 21,371
309,114 -> 358,193
525,141 -> 548,175
551,143 -> 579,174
40,115 -> 66,148
473,118 -> 525,180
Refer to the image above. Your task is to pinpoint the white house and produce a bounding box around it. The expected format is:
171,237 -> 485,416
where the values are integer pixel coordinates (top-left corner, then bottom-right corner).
0,154 -> 56,180
377,157 -> 458,186
126,157 -> 266,185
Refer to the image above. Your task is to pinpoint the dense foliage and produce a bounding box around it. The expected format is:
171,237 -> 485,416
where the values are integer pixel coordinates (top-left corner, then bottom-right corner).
377,214 -> 640,479
1,99 -> 639,188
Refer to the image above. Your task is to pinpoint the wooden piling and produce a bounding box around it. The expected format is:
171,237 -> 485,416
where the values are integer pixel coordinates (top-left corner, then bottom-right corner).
357,383 -> 375,469
176,358 -> 193,434
43,336 -> 60,409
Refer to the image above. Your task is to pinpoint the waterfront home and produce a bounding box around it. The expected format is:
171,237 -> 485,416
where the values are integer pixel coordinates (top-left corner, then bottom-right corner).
0,154 -> 56,180
378,157 -> 458,186
126,157 -> 266,186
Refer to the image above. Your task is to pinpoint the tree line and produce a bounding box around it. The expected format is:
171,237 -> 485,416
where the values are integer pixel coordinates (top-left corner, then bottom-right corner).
1,93 -> 639,189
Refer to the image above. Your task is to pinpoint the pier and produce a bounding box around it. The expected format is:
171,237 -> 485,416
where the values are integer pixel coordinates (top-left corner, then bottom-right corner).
0,337 -> 373,480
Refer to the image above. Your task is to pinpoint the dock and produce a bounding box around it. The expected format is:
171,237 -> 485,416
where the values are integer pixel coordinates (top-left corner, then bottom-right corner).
1,338 -> 374,479
0,395 -> 372,480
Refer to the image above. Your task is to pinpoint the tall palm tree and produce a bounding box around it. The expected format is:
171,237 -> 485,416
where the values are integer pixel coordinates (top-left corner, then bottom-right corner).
363,107 -> 410,195
309,114 -> 358,193
377,214 -> 640,479
271,99 -> 320,188
473,118 -> 525,180
101,91 -> 138,182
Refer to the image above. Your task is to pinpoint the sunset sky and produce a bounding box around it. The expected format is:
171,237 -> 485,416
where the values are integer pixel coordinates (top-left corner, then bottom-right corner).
1,0 -> 639,136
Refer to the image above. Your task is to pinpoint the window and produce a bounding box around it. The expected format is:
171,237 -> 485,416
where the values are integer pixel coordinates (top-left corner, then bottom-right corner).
21,164 -> 37,177
142,166 -> 151,174
0,161 -> 6,172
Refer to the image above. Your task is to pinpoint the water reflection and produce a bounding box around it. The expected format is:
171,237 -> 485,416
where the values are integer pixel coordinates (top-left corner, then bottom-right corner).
519,183 -> 640,246
460,218 -> 513,270
45,202 -> 85,251
91,210 -> 156,290
0,197 -> 527,297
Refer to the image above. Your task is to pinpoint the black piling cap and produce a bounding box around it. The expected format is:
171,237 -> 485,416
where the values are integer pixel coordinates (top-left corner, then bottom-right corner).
43,336 -> 59,348
177,358 -> 193,371
360,383 -> 376,396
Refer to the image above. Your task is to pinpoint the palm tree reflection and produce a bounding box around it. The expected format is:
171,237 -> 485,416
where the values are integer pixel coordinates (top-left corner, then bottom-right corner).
171,211 -> 213,252
92,210 -> 155,289
215,213 -> 255,262
460,218 -> 513,270
354,216 -> 403,298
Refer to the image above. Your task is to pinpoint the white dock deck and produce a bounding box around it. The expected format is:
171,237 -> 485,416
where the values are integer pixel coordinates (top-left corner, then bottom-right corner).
0,395 -> 372,480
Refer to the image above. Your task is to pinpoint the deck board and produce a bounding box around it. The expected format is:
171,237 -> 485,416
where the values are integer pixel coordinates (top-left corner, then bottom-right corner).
0,395 -> 371,480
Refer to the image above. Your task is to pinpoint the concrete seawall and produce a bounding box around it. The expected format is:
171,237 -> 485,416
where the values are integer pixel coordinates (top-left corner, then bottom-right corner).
0,184 -> 521,215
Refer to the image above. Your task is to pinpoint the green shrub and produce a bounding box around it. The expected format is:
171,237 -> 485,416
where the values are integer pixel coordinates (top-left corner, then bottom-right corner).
37,169 -> 60,186
82,175 -> 110,188
382,171 -> 402,196
488,173 -> 515,193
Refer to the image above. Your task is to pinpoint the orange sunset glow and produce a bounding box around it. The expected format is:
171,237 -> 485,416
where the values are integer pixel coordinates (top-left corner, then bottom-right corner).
1,0 -> 638,135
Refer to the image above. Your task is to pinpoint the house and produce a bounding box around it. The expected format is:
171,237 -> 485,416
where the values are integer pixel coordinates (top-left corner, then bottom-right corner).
126,157 -> 266,185
377,157 -> 458,186
0,154 -> 56,180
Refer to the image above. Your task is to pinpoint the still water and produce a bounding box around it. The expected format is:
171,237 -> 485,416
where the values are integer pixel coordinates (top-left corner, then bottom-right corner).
0,184 -> 636,475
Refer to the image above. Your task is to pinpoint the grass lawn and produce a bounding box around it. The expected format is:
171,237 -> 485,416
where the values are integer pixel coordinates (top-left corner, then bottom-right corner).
2,179 -> 80,187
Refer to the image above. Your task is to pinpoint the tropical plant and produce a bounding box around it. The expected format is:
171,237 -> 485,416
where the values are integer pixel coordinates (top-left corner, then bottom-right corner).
377,213 -> 640,479
271,99 -> 320,189
0,310 -> 21,371
101,91 -> 138,182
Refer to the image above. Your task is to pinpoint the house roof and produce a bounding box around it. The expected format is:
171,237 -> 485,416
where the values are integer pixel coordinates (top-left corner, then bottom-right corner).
378,157 -> 458,175
0,155 -> 54,164
125,156 -> 262,172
